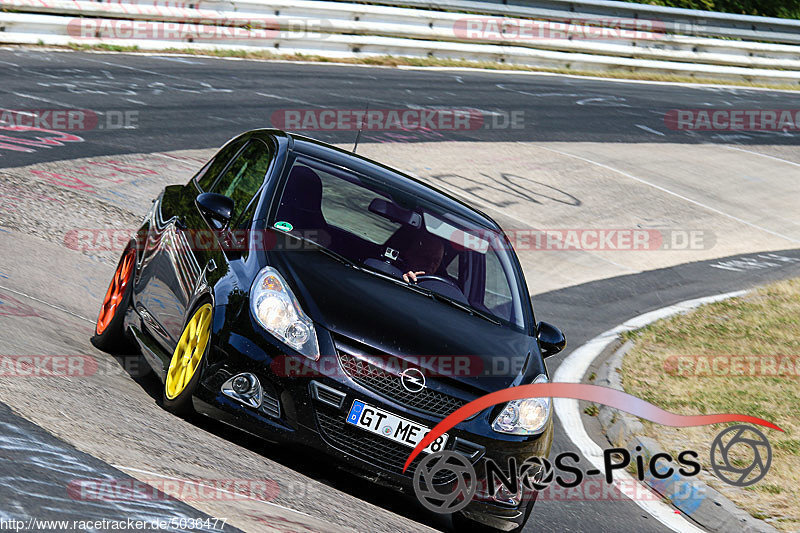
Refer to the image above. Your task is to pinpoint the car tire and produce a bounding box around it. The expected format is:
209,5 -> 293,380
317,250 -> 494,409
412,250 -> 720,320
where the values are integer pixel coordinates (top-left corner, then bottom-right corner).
162,302 -> 213,417
91,246 -> 136,353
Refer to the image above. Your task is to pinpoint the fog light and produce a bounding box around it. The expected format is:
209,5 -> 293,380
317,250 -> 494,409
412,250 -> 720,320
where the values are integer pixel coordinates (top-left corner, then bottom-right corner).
492,480 -> 522,506
232,374 -> 253,394
222,373 -> 263,409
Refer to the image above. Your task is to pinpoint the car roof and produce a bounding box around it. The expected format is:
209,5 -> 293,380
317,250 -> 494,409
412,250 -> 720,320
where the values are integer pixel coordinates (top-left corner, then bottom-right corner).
255,130 -> 501,232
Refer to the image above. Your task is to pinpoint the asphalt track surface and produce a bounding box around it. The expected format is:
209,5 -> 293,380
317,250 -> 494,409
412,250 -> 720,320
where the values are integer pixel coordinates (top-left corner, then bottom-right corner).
1,49 -> 799,533
0,402 -> 242,533
1,48 -> 799,169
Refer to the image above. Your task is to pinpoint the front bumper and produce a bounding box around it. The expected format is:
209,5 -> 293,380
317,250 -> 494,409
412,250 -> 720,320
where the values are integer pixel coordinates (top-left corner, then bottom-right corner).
193,309 -> 553,529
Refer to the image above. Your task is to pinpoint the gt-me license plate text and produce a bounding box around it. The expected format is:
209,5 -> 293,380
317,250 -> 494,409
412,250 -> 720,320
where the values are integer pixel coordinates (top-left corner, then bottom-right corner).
346,400 -> 448,454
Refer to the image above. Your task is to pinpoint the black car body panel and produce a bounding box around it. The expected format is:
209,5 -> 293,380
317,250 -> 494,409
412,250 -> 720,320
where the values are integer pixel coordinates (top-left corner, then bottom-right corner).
120,129 -> 557,531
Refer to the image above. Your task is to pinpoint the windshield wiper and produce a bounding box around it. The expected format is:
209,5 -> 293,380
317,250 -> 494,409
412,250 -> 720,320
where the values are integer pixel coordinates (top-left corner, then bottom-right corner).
284,233 -> 355,268
398,282 -> 501,325
316,245 -> 355,267
430,291 -> 501,325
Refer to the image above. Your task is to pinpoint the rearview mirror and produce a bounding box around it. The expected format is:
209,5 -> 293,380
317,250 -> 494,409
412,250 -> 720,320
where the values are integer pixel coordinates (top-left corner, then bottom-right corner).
537,321 -> 566,358
196,192 -> 234,229
368,198 -> 421,228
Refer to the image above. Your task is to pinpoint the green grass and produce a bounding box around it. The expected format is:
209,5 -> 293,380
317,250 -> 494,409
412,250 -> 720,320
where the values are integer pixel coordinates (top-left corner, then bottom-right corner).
622,278 -> 800,531
621,0 -> 800,19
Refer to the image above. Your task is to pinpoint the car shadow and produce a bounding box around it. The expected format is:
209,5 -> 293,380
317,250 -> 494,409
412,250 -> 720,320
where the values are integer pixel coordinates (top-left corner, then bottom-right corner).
105,349 -> 164,403
191,413 -> 453,532
101,345 -> 454,532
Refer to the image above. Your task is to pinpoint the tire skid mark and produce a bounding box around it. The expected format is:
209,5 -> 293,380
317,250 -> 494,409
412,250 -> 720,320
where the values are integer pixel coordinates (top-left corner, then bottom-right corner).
0,403 -> 239,532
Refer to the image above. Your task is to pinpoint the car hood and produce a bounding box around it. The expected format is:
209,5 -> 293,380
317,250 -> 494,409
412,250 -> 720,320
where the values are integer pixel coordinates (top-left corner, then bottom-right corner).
269,249 -> 538,395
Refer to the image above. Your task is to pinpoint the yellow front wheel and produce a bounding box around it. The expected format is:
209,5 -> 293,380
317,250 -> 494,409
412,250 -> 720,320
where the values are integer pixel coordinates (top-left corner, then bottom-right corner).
164,303 -> 212,409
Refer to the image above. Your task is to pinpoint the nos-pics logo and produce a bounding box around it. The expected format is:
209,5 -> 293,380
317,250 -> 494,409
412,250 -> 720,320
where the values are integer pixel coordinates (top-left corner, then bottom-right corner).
413,425 -> 772,514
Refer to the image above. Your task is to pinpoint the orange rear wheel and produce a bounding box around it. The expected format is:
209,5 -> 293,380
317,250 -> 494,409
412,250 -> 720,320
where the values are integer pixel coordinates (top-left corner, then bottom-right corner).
96,249 -> 135,335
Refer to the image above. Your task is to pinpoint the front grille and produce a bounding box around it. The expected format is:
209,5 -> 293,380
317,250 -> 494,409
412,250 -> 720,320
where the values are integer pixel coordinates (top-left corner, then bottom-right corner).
259,394 -> 281,418
315,407 -> 457,484
337,351 -> 467,418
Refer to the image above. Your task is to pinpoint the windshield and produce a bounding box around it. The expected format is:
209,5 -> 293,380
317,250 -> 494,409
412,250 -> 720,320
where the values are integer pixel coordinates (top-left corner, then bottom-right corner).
272,155 -> 526,329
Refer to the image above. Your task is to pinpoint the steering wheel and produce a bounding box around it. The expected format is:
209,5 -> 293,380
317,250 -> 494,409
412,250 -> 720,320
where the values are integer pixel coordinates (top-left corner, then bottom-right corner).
415,274 -> 460,290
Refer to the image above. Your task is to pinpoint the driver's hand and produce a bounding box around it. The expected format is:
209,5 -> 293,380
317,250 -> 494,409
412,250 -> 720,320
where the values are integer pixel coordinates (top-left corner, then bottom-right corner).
403,271 -> 425,283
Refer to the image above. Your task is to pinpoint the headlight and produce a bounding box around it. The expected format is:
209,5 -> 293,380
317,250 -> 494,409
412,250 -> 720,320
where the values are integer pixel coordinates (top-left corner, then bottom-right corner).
250,267 -> 320,360
492,374 -> 551,435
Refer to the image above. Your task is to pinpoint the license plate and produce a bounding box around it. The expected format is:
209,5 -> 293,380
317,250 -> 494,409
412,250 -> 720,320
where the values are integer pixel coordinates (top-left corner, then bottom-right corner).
346,400 -> 448,454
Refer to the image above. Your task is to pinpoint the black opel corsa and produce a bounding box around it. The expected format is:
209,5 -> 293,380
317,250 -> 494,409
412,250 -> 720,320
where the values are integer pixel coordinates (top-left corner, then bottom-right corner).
92,129 -> 566,532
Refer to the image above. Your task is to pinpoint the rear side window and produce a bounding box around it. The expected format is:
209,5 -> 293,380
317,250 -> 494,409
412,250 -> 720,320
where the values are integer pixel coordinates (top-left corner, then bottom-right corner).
194,137 -> 247,191
212,139 -> 273,223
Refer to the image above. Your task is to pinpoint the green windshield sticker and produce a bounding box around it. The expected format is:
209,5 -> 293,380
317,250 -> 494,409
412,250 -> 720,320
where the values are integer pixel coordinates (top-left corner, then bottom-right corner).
274,221 -> 293,232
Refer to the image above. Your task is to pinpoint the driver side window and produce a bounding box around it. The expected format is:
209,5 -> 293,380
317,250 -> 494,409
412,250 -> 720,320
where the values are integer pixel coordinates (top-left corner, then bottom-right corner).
211,139 -> 273,224
194,137 -> 247,191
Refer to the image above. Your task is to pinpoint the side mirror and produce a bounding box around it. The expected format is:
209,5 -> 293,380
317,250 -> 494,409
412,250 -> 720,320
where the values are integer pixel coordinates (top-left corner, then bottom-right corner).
537,321 -> 566,358
196,193 -> 234,229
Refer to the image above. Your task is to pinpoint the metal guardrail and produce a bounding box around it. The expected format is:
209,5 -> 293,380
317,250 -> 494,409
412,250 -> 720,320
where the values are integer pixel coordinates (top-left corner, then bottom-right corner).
1,0 -> 799,84
338,0 -> 800,45
6,0 -> 800,70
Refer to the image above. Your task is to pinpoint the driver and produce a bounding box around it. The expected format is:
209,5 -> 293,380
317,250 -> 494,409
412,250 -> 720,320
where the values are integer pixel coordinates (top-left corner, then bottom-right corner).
402,234 -> 444,283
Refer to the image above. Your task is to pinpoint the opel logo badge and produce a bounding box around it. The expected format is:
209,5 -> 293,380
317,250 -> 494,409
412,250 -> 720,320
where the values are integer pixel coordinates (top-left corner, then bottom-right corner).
400,368 -> 426,393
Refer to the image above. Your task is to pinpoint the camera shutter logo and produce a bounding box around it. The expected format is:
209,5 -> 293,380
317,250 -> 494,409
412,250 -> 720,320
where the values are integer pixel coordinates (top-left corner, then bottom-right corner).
710,425 -> 772,487
413,451 -> 476,513
400,367 -> 426,393
519,456 -> 554,491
